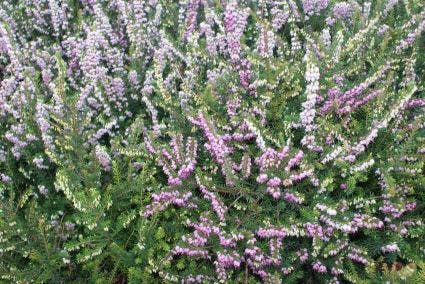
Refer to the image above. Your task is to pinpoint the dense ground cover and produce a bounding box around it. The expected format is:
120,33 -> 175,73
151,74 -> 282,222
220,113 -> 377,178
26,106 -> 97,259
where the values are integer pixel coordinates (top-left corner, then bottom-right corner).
0,0 -> 424,283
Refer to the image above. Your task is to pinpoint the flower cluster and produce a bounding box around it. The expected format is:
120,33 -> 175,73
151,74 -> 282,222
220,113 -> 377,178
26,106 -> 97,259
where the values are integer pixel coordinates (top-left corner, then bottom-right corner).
156,134 -> 198,186
302,0 -> 328,17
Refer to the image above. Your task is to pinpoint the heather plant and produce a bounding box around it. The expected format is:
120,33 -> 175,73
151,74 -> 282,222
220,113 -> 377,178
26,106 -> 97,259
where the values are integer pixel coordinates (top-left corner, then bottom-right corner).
0,0 -> 424,283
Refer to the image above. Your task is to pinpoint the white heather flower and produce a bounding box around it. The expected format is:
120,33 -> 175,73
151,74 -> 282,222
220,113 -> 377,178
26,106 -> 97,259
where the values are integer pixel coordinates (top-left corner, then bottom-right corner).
321,28 -> 331,47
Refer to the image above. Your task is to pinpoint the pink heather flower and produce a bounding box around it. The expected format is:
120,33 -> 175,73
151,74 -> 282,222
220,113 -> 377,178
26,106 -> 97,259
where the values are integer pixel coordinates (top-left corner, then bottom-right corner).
271,6 -> 289,31
405,202 -> 417,211
326,16 -> 336,26
144,135 -> 156,154
178,163 -> 195,180
168,177 -> 182,186
184,0 -> 201,39
302,0 -> 328,16
198,179 -> 227,221
144,191 -> 194,217
267,177 -> 281,187
257,26 -> 275,58
190,114 -> 231,165
296,249 -> 309,262
284,192 -> 302,204
216,251 -> 241,269
224,2 -> 249,62
348,249 -> 368,265
255,146 -> 289,171
331,267 -> 344,275
285,150 -> 304,172
333,2 -> 353,19
304,223 -> 324,237
405,98 -> 425,109
266,186 -> 281,199
172,246 -> 210,258
257,227 -> 287,238
157,135 -> 197,185
289,170 -> 313,182
312,261 -> 327,273
282,266 -> 294,275
334,75 -> 344,85
381,244 -> 400,253
95,145 -> 111,171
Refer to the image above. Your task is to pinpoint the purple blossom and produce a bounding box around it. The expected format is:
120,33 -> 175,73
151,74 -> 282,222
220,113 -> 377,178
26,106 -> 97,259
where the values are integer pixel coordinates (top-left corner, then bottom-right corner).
190,114 -> 231,165
184,0 -> 201,39
257,227 -> 287,238
302,0 -> 328,17
95,145 -> 111,171
333,2 -> 353,19
284,192 -> 302,204
144,191 -> 195,217
285,150 -> 304,172
312,261 -> 327,273
224,2 -> 249,62
381,243 -> 400,253
197,178 -> 227,221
